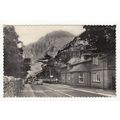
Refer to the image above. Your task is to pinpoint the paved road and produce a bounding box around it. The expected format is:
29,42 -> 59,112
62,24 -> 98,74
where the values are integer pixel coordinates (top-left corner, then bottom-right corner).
30,83 -> 106,97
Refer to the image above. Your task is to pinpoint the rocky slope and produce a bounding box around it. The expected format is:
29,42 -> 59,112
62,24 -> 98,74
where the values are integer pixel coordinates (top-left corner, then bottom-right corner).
23,30 -> 75,62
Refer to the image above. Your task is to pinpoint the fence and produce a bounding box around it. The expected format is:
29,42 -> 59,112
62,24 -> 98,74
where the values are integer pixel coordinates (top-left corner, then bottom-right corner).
4,76 -> 24,97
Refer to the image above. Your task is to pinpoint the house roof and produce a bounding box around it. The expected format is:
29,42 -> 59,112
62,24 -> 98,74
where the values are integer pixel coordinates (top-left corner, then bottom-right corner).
68,57 -> 91,65
68,63 -> 89,72
68,57 -> 81,65
60,63 -> 67,68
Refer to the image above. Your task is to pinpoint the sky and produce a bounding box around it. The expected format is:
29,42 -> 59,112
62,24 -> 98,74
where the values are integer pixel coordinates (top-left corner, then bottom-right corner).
15,25 -> 84,45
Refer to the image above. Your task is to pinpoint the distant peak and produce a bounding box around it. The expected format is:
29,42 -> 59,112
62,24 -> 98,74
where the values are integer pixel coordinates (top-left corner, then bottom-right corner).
45,30 -> 75,38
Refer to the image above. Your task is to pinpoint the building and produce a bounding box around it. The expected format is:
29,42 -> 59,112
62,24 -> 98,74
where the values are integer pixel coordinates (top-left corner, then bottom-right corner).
90,54 -> 115,90
56,37 -> 115,90
60,53 -> 115,90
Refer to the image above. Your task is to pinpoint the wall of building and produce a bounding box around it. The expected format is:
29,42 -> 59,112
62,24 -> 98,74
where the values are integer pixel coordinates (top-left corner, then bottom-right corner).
91,70 -> 104,89
61,73 -> 65,83
106,69 -> 115,90
60,67 -> 67,84
60,54 -> 115,90
90,56 -> 115,90
65,71 -> 91,87
90,57 -> 106,89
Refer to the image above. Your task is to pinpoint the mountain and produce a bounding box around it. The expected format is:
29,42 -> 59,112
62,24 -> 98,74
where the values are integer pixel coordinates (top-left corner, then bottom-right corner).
23,30 -> 75,62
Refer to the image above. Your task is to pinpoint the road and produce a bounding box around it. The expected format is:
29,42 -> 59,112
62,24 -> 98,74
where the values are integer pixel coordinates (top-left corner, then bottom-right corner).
29,83 -> 106,97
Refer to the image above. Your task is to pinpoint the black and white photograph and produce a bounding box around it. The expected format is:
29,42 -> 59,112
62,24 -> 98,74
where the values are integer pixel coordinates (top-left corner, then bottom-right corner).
3,25 -> 116,97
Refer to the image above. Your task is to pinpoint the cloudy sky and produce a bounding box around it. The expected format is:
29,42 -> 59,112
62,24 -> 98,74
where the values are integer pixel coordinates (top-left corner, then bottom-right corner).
15,25 -> 84,45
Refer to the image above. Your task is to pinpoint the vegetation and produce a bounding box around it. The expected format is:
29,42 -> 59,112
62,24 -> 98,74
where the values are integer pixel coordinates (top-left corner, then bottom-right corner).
37,53 -> 59,79
4,25 -> 25,78
80,25 -> 116,53
55,25 -> 116,65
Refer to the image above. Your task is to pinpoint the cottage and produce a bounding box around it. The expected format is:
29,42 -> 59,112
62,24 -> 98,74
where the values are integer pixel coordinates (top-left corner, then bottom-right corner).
90,54 -> 115,90
67,60 -> 91,87
60,53 -> 115,90
60,56 -> 91,87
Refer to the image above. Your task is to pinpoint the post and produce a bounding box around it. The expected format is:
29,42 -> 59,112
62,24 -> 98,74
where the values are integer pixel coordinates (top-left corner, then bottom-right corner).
49,67 -> 51,82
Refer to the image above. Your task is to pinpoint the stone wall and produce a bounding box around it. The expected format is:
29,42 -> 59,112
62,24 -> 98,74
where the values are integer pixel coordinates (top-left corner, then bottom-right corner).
4,76 -> 24,97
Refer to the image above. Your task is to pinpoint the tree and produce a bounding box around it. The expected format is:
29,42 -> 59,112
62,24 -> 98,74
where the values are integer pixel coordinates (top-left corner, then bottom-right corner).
38,53 -> 59,79
55,51 -> 71,63
80,25 -> 116,54
4,25 -> 24,78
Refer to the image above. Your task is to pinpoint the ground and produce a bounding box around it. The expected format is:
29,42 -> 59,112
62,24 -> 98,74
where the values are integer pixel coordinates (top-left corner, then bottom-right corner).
18,83 -> 115,97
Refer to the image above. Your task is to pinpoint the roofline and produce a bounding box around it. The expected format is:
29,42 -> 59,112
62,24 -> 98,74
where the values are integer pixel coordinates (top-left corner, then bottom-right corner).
60,59 -> 92,68
70,59 -> 92,66
68,70 -> 89,73
61,66 -> 67,68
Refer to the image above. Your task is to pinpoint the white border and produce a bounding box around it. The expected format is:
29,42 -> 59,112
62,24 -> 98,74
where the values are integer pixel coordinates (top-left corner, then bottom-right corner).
0,0 -> 120,120
0,24 -> 3,98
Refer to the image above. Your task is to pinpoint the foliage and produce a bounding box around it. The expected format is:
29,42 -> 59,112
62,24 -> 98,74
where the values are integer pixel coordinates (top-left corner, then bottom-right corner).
80,25 -> 116,53
4,25 -> 24,78
55,51 -> 71,63
38,53 -> 59,78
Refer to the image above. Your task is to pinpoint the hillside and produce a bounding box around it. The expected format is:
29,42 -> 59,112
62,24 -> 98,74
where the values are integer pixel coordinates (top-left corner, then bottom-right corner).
23,30 -> 75,62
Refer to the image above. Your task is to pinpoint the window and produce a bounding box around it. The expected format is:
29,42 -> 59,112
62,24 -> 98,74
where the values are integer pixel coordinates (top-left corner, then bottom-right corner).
62,74 -> 65,80
71,74 -> 74,83
92,73 -> 100,82
67,74 -> 71,81
67,64 -> 71,70
78,73 -> 84,83
71,73 -> 74,79
92,56 -> 99,65
81,55 -> 85,61
73,52 -> 76,57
